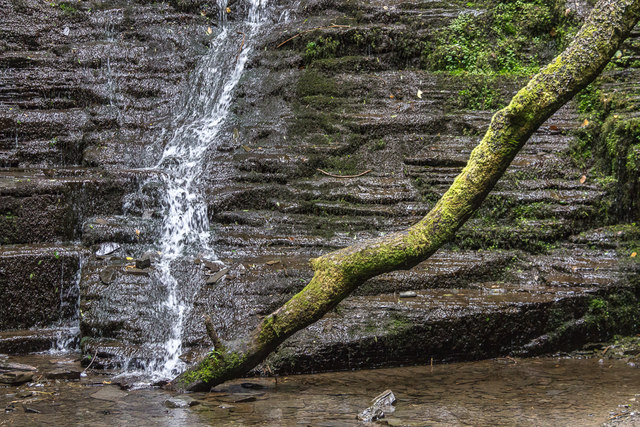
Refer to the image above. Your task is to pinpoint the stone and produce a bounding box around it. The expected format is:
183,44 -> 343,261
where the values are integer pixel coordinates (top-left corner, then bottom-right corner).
91,387 -> 128,402
0,371 -> 34,385
45,368 -> 81,380
164,398 -> 188,408
0,362 -> 37,371
135,257 -> 151,269
357,389 -> 396,422
95,243 -> 120,257
206,268 -> 229,285
203,260 -> 222,272
164,396 -> 200,408
399,291 -> 417,298
99,267 -> 116,284
23,405 -> 40,414
124,267 -> 149,276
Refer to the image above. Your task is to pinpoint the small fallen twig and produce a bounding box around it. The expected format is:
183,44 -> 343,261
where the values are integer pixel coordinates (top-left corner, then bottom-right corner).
236,31 -> 246,64
317,168 -> 372,178
82,349 -> 98,374
276,24 -> 351,49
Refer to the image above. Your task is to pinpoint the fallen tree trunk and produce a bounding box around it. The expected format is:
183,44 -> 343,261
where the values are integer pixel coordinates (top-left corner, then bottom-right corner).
170,0 -> 640,392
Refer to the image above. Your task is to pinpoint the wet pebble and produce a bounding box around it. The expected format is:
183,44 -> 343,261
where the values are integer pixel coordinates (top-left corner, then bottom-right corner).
399,291 -> 417,298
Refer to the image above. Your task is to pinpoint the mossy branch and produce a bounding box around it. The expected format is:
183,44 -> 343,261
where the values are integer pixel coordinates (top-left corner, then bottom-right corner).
169,0 -> 640,392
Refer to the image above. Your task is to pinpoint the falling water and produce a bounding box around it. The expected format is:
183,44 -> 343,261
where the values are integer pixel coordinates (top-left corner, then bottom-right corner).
134,0 -> 272,380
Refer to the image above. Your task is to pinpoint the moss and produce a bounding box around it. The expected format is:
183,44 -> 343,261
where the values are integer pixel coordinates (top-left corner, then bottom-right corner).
427,0 -> 578,75
296,70 -> 339,98
177,349 -> 246,387
454,75 -> 509,110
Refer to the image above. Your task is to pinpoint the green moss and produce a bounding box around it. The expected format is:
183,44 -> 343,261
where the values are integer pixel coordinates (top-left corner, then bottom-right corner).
296,70 -> 339,98
304,37 -> 340,64
178,349 -> 245,386
455,76 -> 507,110
427,0 -> 577,75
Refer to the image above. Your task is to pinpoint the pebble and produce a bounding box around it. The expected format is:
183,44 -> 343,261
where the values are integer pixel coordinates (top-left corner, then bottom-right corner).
399,291 -> 417,298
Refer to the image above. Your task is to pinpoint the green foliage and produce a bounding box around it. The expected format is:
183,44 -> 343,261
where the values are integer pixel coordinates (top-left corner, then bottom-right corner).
456,77 -> 505,110
304,37 -> 340,64
428,0 -> 577,74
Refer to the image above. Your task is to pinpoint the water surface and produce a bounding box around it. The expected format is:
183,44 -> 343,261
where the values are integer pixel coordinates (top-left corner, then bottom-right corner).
2,354 -> 639,426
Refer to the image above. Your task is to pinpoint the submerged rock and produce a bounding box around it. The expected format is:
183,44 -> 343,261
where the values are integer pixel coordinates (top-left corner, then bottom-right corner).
357,389 -> 396,422
45,368 -> 81,380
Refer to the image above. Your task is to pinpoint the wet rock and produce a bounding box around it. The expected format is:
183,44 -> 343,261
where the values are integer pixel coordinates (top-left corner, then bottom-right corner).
99,267 -> 117,285
357,389 -> 396,422
241,382 -> 266,390
0,362 -> 37,371
124,268 -> 150,277
22,405 -> 40,414
203,260 -> 223,272
135,257 -> 152,269
0,371 -> 34,385
96,243 -> 120,257
0,361 -> 37,385
91,387 -> 128,402
164,396 -> 201,408
206,268 -> 229,285
399,291 -> 417,298
164,398 -> 189,408
45,368 -> 81,380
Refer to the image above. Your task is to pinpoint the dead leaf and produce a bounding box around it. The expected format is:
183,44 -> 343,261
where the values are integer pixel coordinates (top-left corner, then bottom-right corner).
579,175 -> 587,184
207,27 -> 213,35
200,10 -> 206,16
549,125 -> 559,131
242,145 -> 252,152
389,94 -> 395,99
266,260 -> 281,265
550,27 -> 557,37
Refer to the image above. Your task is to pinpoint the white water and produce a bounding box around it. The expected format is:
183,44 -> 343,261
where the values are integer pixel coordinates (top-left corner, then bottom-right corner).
139,0 -> 272,381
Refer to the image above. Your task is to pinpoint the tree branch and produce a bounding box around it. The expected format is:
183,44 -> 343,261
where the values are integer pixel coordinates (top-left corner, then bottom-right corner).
168,0 -> 640,392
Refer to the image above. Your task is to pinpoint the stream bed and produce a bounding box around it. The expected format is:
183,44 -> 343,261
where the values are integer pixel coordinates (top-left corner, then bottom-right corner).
2,354 -> 639,426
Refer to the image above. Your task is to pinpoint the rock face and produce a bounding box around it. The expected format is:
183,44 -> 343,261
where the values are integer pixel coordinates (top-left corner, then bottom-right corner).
1,0 -> 639,376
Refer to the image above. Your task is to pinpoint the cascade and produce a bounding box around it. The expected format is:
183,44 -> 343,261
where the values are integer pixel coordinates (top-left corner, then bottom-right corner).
133,0 -> 272,381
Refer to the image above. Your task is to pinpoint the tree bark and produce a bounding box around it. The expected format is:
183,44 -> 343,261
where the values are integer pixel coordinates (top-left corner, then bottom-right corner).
169,0 -> 640,392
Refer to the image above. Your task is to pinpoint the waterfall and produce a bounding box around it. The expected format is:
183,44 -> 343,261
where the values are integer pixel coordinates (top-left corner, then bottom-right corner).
137,0 -> 272,381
